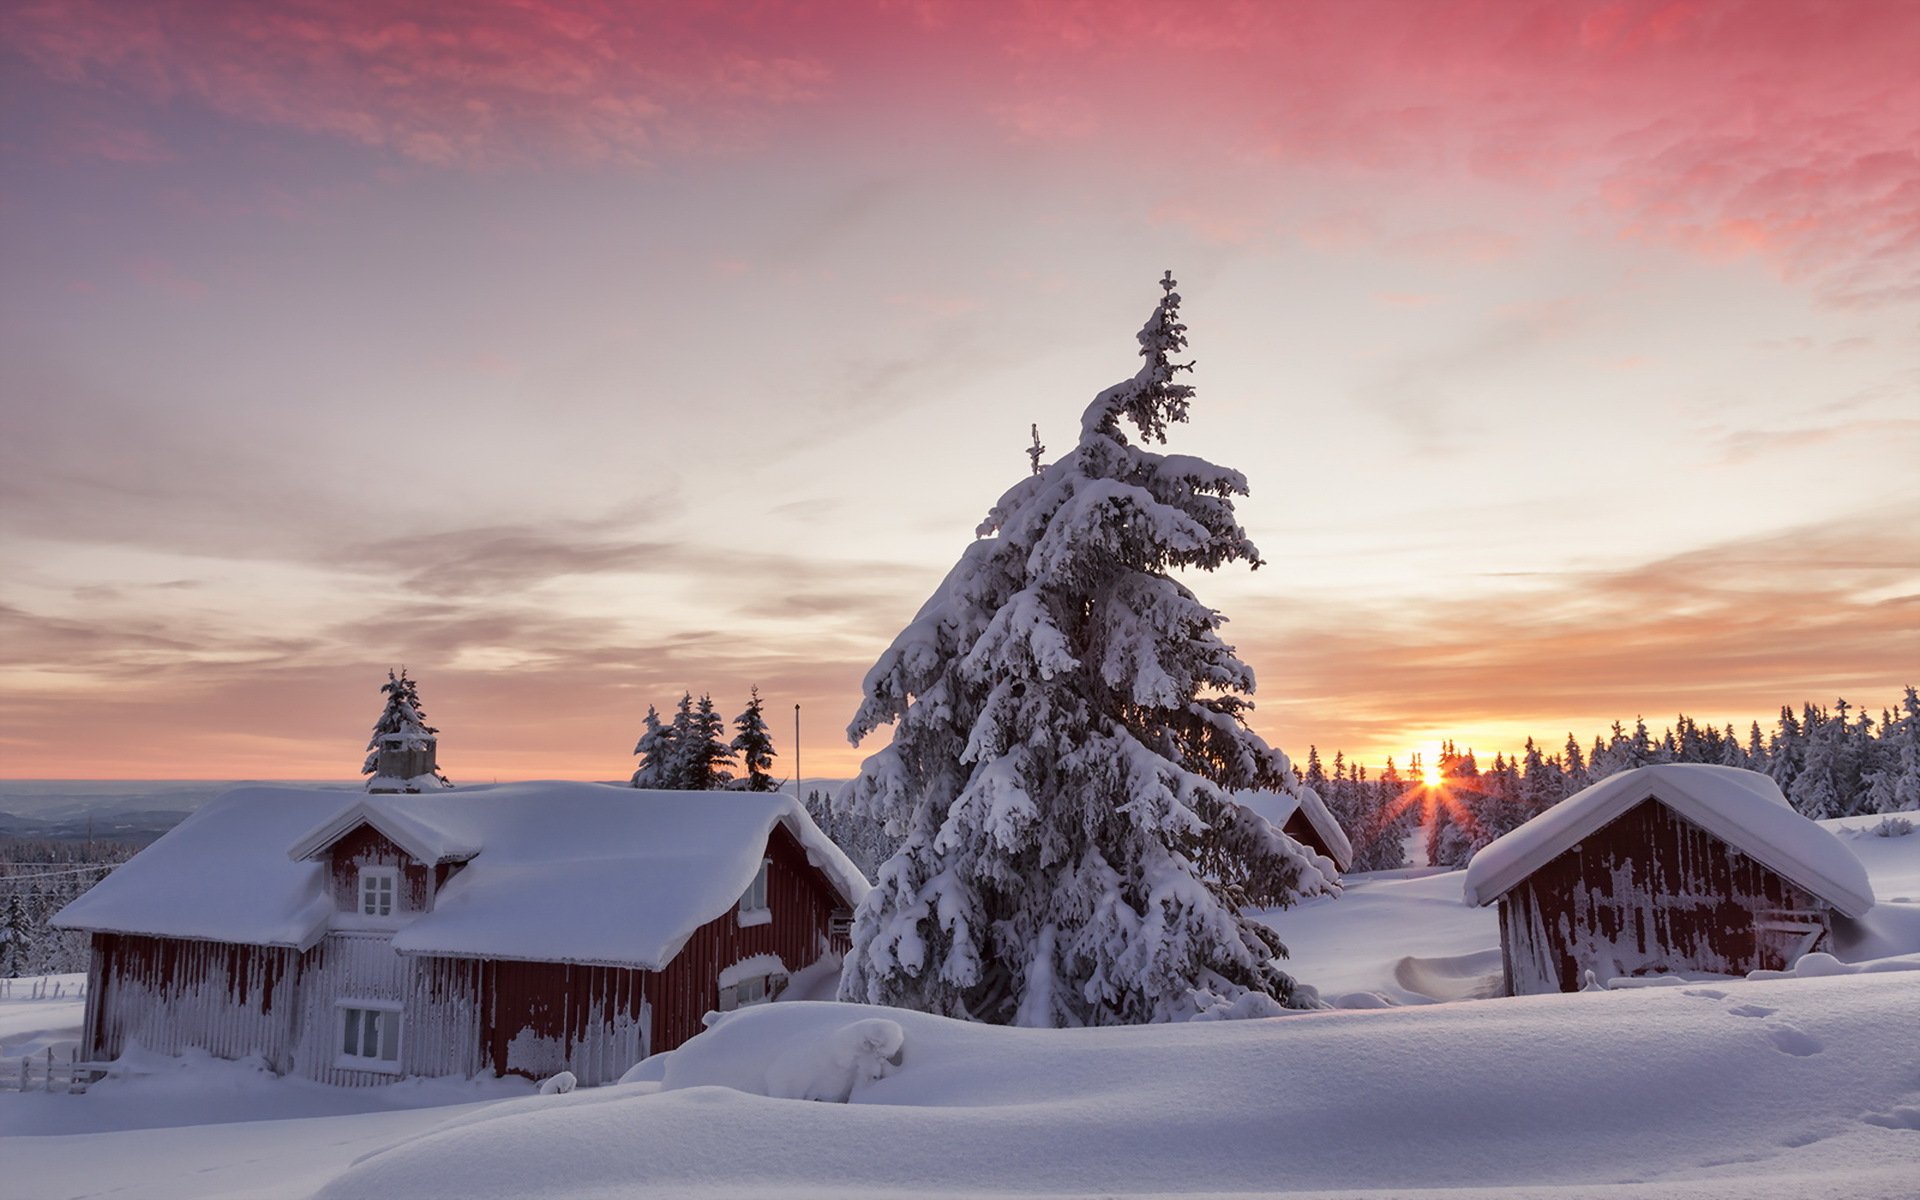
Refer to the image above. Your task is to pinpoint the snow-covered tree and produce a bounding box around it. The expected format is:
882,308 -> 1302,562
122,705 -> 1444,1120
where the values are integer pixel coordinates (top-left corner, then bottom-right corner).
837,272 -> 1335,1027
683,694 -> 736,790
631,704 -> 678,788
362,668 -> 451,792
2,889 -> 34,978
731,688 -> 779,792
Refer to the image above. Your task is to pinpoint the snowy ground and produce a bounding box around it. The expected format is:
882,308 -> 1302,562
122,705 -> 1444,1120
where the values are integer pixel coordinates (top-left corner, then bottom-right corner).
6,815 -> 1918,1199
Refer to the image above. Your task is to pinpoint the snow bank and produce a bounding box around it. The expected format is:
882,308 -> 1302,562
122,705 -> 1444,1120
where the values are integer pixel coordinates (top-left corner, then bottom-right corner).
317,976 -> 1920,1200
1464,764 -> 1874,916
54,781 -> 868,968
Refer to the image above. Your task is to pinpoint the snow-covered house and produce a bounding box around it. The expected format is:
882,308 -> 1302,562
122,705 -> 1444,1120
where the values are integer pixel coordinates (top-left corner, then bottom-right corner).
54,782 -> 867,1086
1462,764 -> 1873,995
1236,788 -> 1354,875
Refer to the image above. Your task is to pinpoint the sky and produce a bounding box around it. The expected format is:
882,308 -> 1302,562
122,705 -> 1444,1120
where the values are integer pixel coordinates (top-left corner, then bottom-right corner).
2,0 -> 1917,783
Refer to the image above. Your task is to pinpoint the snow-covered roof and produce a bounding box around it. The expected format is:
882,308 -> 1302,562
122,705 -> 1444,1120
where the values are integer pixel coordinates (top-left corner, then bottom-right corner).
1236,787 -> 1353,873
287,797 -> 481,865
1462,764 -> 1874,917
55,782 -> 870,968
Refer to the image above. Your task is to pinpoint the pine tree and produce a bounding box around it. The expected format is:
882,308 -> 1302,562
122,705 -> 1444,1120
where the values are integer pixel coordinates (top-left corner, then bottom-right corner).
837,272 -> 1333,1027
731,688 -> 778,792
662,692 -> 698,789
683,694 -> 737,790
362,668 -> 452,791
631,704 -> 678,788
1,889 -> 32,978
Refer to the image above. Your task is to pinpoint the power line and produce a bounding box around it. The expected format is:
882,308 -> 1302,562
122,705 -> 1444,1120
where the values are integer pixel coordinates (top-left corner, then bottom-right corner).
0,863 -> 121,883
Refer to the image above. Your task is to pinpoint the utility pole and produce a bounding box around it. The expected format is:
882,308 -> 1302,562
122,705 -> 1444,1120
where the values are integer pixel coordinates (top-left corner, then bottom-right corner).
794,704 -> 802,802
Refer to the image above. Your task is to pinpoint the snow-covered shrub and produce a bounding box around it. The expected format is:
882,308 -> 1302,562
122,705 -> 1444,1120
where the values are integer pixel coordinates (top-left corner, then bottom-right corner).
1868,815 -> 1914,838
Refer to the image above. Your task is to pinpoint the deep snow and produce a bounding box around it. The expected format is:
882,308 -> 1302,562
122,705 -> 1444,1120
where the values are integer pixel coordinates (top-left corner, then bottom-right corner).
6,814 -> 1917,1199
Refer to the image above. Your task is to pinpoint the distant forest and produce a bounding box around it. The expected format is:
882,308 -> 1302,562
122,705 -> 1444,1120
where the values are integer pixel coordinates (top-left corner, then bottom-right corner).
1,838 -> 139,976
1313,687 -> 1920,873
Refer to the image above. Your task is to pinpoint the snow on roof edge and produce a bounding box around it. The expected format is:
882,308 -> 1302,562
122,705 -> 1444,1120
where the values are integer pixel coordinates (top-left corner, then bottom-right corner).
1463,764 -> 1874,917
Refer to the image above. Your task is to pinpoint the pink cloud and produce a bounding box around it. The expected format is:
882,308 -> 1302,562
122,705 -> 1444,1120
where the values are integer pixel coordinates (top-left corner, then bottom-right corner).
980,0 -> 1920,305
7,1 -> 838,168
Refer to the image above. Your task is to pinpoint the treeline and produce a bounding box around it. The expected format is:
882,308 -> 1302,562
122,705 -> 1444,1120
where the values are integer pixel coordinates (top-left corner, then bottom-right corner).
1,838 -> 139,977
1313,686 -> 1920,871
631,687 -> 779,792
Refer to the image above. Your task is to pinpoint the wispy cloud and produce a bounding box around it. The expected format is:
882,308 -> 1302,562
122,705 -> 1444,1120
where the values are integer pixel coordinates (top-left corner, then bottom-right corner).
1237,514 -> 1920,761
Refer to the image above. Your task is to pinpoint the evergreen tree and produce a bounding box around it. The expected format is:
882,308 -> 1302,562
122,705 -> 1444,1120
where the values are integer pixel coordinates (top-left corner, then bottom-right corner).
1,889 -> 32,978
731,687 -> 779,792
631,704 -> 678,788
662,692 -> 698,789
361,668 -> 452,791
837,272 -> 1333,1027
683,693 -> 737,790
1562,733 -> 1590,793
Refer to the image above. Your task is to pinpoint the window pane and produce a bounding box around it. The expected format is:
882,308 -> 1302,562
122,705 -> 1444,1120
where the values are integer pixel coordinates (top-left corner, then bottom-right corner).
380,1010 -> 399,1061
343,1009 -> 360,1055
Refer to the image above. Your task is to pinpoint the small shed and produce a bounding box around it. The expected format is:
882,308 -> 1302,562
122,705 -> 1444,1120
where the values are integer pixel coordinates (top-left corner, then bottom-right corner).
1236,787 -> 1354,875
55,782 -> 867,1086
1463,764 -> 1873,994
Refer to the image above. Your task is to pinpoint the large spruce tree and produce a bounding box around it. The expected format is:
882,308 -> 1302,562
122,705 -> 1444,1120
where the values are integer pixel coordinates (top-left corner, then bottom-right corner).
837,272 -> 1335,1027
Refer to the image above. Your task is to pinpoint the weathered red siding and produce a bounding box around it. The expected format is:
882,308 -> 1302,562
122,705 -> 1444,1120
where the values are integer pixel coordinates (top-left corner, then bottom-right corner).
1281,811 -> 1338,868
79,821 -> 852,1086
478,960 -> 651,1086
651,823 -> 843,1053
326,825 -> 432,912
84,933 -> 301,1070
1497,797 -> 1834,995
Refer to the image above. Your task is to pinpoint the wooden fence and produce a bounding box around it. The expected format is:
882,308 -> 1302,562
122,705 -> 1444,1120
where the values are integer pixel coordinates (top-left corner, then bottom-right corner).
0,977 -> 86,1001
8,1046 -> 102,1094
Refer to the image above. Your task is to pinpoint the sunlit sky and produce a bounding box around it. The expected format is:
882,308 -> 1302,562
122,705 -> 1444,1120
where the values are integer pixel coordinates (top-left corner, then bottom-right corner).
3,1 -> 1917,783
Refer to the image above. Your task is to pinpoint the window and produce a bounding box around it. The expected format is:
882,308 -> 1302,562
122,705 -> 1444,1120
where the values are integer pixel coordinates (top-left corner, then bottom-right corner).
358,867 -> 398,916
338,1003 -> 401,1068
720,974 -> 772,1011
737,858 -> 770,925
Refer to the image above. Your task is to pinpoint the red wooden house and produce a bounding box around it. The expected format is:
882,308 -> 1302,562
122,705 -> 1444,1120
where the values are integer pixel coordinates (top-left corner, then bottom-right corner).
54,782 -> 867,1086
1237,787 -> 1354,875
1462,764 -> 1873,995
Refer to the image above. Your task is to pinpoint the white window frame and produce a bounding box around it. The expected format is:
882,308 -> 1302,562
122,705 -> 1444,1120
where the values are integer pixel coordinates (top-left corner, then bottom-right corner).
335,999 -> 403,1072
737,857 -> 771,927
718,974 -> 776,1012
358,866 -> 399,917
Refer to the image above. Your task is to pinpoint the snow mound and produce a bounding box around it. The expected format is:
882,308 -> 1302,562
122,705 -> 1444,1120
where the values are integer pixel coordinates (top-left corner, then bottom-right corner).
765,1018 -> 905,1102
662,1005 -> 905,1102
1391,949 -> 1504,1002
315,979 -> 1920,1200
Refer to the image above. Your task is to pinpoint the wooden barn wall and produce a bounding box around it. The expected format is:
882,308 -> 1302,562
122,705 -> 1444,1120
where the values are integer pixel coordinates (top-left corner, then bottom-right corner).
1500,798 -> 1833,995
407,955 -> 485,1080
326,825 -> 432,912
1281,811 -> 1336,867
83,933 -> 301,1071
294,930 -> 413,1086
478,960 -> 650,1087
649,824 -> 841,1054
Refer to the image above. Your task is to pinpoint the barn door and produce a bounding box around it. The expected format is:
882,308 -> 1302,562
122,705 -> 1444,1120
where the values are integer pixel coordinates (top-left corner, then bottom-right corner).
1752,909 -> 1826,972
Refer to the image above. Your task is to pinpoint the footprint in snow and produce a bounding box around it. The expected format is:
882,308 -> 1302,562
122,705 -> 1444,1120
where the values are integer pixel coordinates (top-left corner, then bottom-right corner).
1727,1004 -> 1777,1018
1863,1105 -> 1920,1131
1767,1026 -> 1823,1056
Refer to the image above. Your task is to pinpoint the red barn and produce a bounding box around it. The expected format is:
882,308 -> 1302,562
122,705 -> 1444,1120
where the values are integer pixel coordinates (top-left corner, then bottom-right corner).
54,782 -> 867,1086
1463,764 -> 1873,995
